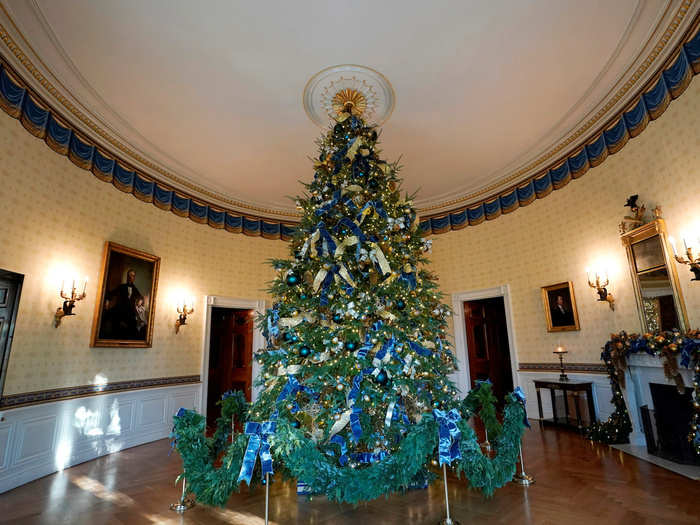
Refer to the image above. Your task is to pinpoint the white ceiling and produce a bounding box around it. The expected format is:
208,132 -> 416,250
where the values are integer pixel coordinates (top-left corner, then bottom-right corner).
0,0 -> 693,217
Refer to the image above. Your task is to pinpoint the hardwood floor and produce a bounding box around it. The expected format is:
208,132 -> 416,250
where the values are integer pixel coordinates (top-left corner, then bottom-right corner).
1,423 -> 698,524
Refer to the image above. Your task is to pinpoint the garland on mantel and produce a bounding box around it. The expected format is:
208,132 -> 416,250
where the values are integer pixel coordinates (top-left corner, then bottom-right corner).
587,330 -> 700,454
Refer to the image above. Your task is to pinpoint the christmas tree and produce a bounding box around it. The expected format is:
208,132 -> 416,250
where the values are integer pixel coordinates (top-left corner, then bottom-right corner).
172,94 -> 527,506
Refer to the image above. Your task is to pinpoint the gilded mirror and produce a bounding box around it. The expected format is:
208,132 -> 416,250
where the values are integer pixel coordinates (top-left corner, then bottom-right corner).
621,219 -> 688,332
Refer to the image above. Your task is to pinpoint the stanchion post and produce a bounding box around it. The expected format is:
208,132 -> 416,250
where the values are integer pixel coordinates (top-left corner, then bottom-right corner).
438,463 -> 461,525
512,443 -> 534,486
483,426 -> 491,453
169,475 -> 195,513
265,472 -> 270,525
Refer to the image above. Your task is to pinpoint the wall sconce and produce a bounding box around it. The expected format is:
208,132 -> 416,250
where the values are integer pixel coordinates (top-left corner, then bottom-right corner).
586,268 -> 615,310
553,345 -> 568,381
669,234 -> 700,281
175,300 -> 194,334
55,278 -> 87,327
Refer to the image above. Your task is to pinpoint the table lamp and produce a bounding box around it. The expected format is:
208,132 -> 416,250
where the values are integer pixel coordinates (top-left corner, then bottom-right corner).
553,345 -> 568,381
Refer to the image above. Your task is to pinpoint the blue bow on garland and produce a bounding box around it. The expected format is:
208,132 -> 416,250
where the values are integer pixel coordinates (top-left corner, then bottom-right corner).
513,386 -> 531,428
433,408 -> 462,466
474,378 -> 492,390
237,418 -> 277,485
680,337 -> 700,368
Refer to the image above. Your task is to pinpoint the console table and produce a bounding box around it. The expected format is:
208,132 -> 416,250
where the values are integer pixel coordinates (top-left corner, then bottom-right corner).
534,379 -> 596,432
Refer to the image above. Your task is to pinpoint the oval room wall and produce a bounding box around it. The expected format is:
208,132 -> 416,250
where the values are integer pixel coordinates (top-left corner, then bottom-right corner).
430,79 -> 700,367
0,107 -> 288,398
0,66 -> 698,401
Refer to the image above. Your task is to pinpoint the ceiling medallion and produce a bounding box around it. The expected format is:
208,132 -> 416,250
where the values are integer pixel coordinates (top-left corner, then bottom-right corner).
303,64 -> 395,127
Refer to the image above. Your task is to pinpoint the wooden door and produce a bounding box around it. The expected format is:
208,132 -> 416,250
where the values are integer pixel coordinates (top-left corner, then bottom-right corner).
463,298 -> 513,401
0,270 -> 23,396
207,308 -> 253,426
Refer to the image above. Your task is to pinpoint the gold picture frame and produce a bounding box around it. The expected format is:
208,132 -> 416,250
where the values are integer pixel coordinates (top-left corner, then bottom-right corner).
91,242 -> 160,348
541,281 -> 580,332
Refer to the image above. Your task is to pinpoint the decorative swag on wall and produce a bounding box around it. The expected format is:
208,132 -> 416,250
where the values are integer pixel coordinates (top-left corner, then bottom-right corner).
0,21 -> 699,239
587,330 -> 700,455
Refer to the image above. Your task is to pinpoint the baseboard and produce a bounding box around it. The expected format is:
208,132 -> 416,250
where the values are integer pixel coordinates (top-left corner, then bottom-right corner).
0,382 -> 201,494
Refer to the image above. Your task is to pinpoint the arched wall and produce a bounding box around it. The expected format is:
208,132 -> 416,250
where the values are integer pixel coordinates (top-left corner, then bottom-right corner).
0,107 -> 288,398
430,80 -> 700,369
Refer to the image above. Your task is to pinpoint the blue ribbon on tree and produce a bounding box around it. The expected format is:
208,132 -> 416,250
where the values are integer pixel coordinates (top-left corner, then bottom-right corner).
266,304 -> 280,344
349,407 -> 363,442
357,200 -> 388,222
315,190 -> 342,216
357,321 -> 383,359
318,264 -> 354,306
399,270 -> 417,290
276,376 -> 314,412
513,386 -> 531,428
329,434 -> 348,466
348,368 -> 374,405
237,418 -> 277,485
409,341 -> 432,357
433,408 -> 462,466
315,221 -> 337,256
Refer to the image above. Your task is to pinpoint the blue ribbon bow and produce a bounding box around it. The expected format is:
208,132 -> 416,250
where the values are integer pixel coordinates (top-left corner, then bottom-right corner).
319,264 -> 355,306
237,419 -> 277,485
433,409 -> 462,466
513,386 -> 531,428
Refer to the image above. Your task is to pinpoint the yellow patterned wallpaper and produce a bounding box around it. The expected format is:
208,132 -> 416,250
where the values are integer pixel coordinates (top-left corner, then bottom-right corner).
0,110 -> 288,395
1,81 -> 699,394
430,80 -> 700,365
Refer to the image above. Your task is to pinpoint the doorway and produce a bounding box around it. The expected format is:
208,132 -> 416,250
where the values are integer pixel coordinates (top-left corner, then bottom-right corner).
0,269 -> 23,397
462,296 -> 514,402
206,307 -> 254,427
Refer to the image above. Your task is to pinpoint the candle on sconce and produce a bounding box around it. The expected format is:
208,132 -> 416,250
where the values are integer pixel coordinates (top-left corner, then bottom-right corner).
82,277 -> 88,295
668,236 -> 679,256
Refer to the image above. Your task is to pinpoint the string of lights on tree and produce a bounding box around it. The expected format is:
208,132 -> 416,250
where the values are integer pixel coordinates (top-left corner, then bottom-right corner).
587,330 -> 700,450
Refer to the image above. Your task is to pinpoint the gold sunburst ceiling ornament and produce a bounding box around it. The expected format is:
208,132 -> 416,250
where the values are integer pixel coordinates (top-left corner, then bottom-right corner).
303,65 -> 395,127
331,88 -> 367,116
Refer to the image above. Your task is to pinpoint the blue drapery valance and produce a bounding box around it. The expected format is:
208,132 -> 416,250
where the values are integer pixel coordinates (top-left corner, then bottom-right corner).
1,18 -> 699,241
419,22 -> 700,236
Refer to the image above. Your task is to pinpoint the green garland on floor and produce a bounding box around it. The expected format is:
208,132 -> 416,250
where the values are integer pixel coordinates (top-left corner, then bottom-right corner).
172,393 -> 525,506
461,381 -> 503,439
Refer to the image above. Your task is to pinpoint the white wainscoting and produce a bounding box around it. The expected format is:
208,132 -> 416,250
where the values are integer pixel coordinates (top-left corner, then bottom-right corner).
516,371 -> 614,424
0,382 -> 201,494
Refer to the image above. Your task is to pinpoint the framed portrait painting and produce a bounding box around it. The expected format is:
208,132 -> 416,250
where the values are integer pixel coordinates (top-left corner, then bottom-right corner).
91,242 -> 160,348
541,281 -> 580,332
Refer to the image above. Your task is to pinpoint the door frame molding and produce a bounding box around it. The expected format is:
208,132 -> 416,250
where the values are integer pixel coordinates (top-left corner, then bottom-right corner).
451,285 -> 520,397
0,269 -> 24,398
200,296 -> 266,419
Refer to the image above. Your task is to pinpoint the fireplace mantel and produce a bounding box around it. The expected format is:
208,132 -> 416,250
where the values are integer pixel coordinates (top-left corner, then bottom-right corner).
623,354 -> 694,445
